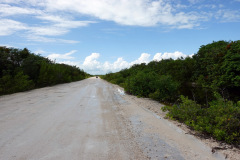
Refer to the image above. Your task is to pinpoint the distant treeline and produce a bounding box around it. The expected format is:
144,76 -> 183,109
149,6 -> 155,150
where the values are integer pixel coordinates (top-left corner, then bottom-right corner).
101,40 -> 240,145
0,47 -> 88,95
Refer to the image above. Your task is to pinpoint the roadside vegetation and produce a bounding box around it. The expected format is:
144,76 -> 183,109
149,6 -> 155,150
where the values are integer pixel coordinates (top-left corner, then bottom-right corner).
0,47 -> 89,95
101,40 -> 240,146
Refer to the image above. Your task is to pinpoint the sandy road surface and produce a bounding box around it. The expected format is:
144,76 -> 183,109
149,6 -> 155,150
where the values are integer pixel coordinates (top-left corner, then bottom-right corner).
0,77 -> 226,160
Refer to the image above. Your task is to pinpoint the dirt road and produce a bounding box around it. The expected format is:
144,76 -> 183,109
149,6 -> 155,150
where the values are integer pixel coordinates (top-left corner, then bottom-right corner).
0,77 -> 226,160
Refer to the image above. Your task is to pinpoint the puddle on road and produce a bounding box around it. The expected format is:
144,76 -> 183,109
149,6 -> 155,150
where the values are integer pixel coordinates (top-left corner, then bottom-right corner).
113,89 -> 128,105
117,88 -> 125,95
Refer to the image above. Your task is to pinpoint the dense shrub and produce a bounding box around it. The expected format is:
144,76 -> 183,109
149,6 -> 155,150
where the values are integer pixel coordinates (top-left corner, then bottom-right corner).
163,95 -> 240,144
124,71 -> 157,97
0,47 -> 88,95
101,40 -> 240,145
149,75 -> 179,102
0,71 -> 34,94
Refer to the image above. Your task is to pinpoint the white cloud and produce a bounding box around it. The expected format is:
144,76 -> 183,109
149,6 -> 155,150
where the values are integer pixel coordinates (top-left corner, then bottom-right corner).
188,0 -> 202,4
58,61 -> 79,67
197,4 -> 217,10
0,0 -> 46,6
0,43 -> 14,48
0,19 -> 27,36
47,50 -> 77,60
34,49 -> 46,55
102,58 -> 130,74
0,4 -> 41,17
113,58 -> 129,70
47,51 -> 192,75
216,10 -> 240,22
58,39 -> 79,44
44,0 -> 203,28
34,13 -> 95,34
81,52 -> 192,74
0,13 -> 92,38
30,13 -> 94,37
130,53 -> 151,65
29,26 -> 68,36
0,2 -> 94,42
36,14 -> 94,28
82,53 -> 102,72
81,53 -> 152,75
83,53 -> 100,65
1,0 -> 239,48
1,0 -> 239,38
26,35 -> 79,43
153,51 -> 187,61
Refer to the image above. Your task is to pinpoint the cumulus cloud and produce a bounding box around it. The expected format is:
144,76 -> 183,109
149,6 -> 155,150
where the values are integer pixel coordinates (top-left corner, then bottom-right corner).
46,50 -> 192,75
82,53 -> 102,72
153,51 -> 187,61
130,53 -> 151,65
80,52 -> 192,75
103,57 -> 130,73
80,53 -> 145,74
81,53 -> 152,74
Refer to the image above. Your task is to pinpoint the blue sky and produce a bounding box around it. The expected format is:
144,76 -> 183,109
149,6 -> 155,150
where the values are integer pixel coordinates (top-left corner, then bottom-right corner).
1,0 -> 240,75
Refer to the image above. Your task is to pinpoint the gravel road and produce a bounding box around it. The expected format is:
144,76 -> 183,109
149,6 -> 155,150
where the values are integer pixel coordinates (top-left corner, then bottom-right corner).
0,77 -> 226,160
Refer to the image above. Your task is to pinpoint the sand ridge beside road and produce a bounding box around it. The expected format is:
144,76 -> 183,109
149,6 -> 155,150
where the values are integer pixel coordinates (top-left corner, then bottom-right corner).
0,77 -> 235,159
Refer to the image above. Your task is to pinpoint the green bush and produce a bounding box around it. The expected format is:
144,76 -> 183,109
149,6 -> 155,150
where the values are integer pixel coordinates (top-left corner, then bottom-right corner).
0,71 -> 34,94
12,71 -> 34,92
164,95 -> 202,123
0,46 -> 87,95
163,95 -> 240,144
149,75 -> 179,102
100,40 -> 240,145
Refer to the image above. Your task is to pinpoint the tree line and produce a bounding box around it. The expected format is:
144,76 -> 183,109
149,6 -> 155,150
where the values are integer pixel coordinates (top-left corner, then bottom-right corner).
101,40 -> 240,145
0,47 -> 88,95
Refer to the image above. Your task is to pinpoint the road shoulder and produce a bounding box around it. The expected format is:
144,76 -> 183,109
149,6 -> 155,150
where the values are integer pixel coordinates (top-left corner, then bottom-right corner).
109,82 -> 240,160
